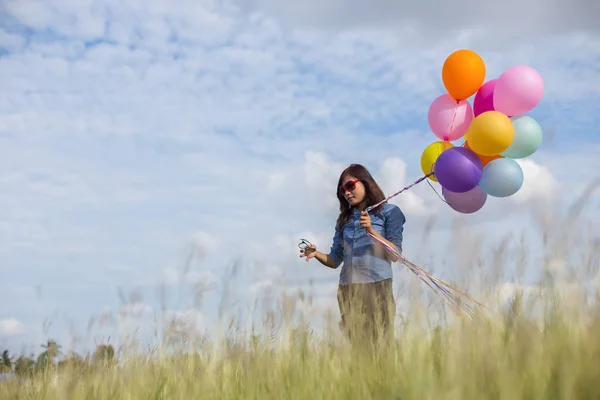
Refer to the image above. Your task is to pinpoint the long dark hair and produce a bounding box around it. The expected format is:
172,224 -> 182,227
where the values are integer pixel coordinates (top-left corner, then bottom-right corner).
335,164 -> 386,229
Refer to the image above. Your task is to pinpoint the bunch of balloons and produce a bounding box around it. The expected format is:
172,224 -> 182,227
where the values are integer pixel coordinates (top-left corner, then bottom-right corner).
420,49 -> 544,214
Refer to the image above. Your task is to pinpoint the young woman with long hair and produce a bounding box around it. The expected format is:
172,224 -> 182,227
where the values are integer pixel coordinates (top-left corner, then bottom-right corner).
299,163 -> 406,345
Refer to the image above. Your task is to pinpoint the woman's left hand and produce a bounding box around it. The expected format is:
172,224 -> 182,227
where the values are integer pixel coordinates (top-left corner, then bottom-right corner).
359,211 -> 373,232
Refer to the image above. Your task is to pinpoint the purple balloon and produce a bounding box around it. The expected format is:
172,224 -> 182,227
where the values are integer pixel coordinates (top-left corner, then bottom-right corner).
473,79 -> 497,117
442,186 -> 487,214
434,147 -> 483,193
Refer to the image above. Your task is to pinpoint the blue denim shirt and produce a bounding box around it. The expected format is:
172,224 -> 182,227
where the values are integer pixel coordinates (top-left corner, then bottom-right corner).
329,203 -> 406,285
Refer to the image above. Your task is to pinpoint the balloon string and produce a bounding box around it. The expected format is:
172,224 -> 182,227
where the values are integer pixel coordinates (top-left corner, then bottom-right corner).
365,170 -> 451,212
360,168 -> 490,319
426,179 -> 448,204
366,231 -> 491,319
365,172 -> 434,213
443,101 -> 460,142
432,102 -> 459,175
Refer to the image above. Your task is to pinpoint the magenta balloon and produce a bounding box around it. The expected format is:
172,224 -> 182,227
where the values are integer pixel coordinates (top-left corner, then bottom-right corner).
442,186 -> 487,214
473,79 -> 497,117
434,147 -> 483,193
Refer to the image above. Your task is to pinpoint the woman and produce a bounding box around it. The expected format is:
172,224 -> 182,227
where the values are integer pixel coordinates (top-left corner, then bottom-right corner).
299,164 -> 406,345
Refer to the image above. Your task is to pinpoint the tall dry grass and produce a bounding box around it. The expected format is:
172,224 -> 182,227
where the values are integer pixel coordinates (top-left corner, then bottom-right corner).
2,183 -> 599,399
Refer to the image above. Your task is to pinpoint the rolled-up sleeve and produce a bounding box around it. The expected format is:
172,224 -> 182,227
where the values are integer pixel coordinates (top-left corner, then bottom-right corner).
329,225 -> 344,268
385,205 -> 405,253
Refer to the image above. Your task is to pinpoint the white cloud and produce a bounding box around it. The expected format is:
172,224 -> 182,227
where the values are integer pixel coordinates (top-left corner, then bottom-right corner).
161,266 -> 219,290
191,271 -> 219,291
303,151 -> 344,213
190,231 -> 220,260
265,151 -> 439,228
165,309 -> 207,334
162,267 -> 180,286
233,0 -> 599,44
248,279 -> 277,298
0,318 -> 25,336
118,302 -> 153,319
511,159 -> 560,204
495,277 -> 596,316
0,0 -> 599,353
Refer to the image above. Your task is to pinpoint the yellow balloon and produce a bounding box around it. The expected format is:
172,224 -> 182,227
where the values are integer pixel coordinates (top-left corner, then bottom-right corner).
466,111 -> 515,156
420,141 -> 455,182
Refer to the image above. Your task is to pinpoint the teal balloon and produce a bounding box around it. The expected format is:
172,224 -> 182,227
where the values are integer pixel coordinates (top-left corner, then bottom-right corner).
479,158 -> 524,197
501,116 -> 542,159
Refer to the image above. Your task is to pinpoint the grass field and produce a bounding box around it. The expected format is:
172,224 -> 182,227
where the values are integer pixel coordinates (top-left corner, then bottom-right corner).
3,296 -> 600,399
2,199 -> 599,399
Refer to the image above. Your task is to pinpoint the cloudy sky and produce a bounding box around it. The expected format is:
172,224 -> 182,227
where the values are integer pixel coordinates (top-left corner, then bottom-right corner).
1,0 -> 599,355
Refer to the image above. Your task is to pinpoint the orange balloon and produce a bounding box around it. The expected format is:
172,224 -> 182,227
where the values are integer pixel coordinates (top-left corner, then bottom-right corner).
463,141 -> 503,167
442,50 -> 486,101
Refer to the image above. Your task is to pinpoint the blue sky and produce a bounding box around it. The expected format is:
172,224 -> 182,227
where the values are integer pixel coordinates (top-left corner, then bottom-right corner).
1,0 -> 599,356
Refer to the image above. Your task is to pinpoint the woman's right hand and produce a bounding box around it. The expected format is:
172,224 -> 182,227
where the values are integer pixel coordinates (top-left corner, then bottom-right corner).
299,244 -> 318,262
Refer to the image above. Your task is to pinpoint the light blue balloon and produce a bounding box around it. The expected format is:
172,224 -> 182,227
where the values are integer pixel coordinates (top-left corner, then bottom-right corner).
479,158 -> 524,197
501,116 -> 543,159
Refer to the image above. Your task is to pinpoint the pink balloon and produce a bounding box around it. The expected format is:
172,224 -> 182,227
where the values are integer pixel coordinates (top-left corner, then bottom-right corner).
427,94 -> 474,141
473,79 -> 497,117
493,65 -> 544,117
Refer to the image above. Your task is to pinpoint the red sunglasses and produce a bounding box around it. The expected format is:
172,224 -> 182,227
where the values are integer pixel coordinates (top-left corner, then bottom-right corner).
339,179 -> 360,193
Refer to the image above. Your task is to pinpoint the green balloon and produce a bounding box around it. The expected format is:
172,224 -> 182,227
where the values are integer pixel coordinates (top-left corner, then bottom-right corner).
502,116 -> 542,159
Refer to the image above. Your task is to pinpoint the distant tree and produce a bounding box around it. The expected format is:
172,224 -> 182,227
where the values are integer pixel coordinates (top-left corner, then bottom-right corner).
36,339 -> 62,371
1,350 -> 13,373
14,355 -> 35,376
92,344 -> 115,366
